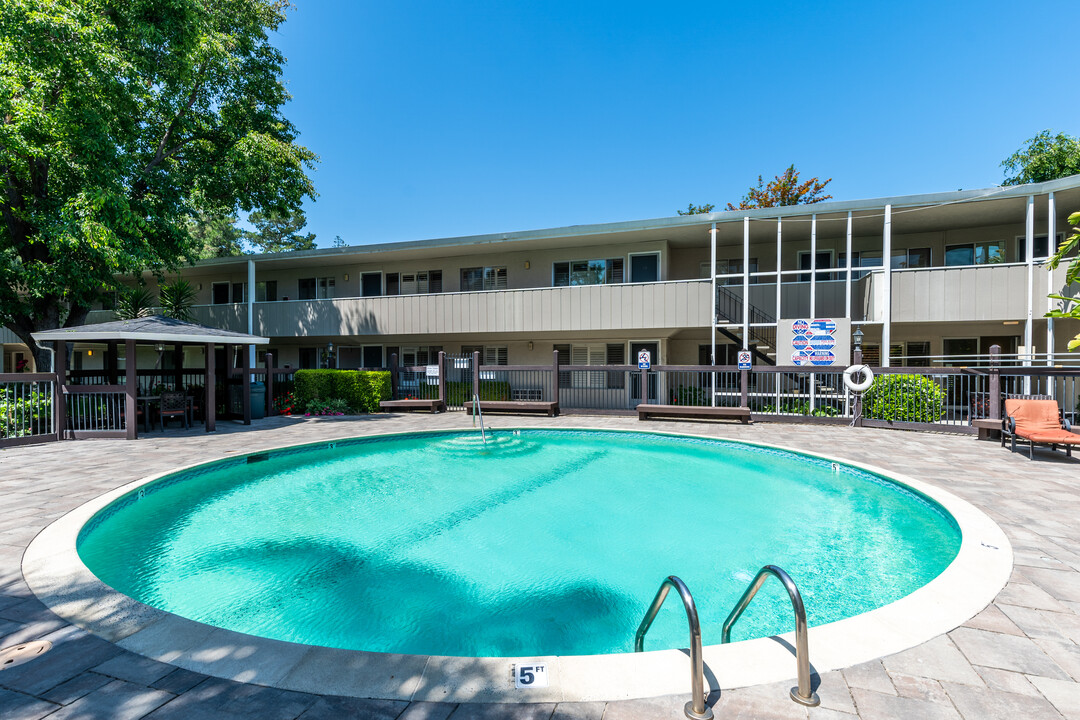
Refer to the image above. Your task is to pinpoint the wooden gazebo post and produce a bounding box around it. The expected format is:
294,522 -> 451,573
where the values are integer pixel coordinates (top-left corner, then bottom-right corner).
242,343 -> 252,425
125,339 -> 137,440
54,341 -> 67,441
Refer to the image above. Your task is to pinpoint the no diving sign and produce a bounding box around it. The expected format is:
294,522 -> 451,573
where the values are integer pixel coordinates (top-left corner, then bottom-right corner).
637,349 -> 651,369
737,350 -> 752,370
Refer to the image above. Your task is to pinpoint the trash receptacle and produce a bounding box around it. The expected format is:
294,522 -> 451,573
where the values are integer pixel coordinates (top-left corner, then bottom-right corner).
250,382 -> 266,420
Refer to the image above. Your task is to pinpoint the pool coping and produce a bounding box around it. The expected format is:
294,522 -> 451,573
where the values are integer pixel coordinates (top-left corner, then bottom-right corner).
21,425 -> 1013,704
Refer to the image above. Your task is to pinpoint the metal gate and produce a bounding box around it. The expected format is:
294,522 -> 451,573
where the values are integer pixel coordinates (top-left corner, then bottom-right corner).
444,353 -> 473,411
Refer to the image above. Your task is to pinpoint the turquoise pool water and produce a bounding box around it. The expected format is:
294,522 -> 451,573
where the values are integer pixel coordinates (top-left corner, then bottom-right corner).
78,430 -> 960,657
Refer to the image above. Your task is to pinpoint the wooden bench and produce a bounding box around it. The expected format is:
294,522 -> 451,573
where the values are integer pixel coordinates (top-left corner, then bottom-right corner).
637,404 -> 751,424
379,398 -> 446,413
972,418 -> 1002,441
467,401 -> 559,417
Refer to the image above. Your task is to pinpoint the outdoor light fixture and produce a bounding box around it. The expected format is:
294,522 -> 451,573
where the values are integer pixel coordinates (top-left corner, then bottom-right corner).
155,343 -> 165,353
852,327 -> 864,352
86,350 -> 93,357
528,341 -> 534,351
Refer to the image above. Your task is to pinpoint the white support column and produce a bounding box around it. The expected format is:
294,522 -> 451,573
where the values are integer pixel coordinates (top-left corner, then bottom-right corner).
809,214 -> 817,318
882,205 -> 892,367
247,259 -> 256,367
710,222 -> 717,408
775,218 -> 782,322
742,217 -> 750,350
1047,192 -> 1056,366
1024,195 -> 1034,392
845,211 -> 853,320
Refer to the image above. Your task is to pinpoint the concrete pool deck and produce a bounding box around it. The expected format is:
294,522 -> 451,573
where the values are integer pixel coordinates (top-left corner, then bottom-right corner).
2,414 -> 1080,719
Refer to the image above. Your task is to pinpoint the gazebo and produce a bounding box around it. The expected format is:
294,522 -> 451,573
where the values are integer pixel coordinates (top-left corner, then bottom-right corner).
32,316 -> 269,439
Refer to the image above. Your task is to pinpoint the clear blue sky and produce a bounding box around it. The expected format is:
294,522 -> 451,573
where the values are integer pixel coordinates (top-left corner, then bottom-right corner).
272,0 -> 1077,247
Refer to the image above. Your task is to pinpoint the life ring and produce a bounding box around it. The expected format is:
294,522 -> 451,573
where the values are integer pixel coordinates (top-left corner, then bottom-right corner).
843,364 -> 874,393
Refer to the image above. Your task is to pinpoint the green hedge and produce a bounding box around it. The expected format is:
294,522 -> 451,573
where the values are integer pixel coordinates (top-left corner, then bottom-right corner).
415,380 -> 510,404
863,374 -> 945,423
293,370 -> 391,413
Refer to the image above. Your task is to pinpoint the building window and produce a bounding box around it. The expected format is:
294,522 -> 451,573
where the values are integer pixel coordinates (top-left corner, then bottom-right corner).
552,259 -> 623,286
903,341 -> 931,367
554,343 -> 621,388
460,346 -> 508,366
385,270 -> 441,295
839,251 -> 883,280
385,346 -> 442,367
299,277 -> 335,300
629,252 -> 660,283
232,282 -> 246,303
714,258 -> 760,286
891,248 -> 931,269
944,242 -> 1005,266
255,281 -> 277,302
461,266 -> 507,292
1016,233 -> 1064,262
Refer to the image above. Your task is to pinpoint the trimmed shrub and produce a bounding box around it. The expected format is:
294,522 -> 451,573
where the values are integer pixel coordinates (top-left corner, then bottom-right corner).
293,370 -> 391,414
862,374 -> 945,423
414,380 -> 510,404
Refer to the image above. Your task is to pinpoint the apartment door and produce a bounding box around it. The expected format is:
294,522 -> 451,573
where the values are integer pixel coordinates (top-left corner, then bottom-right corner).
362,346 -> 383,369
629,342 -> 659,402
361,273 -> 382,297
629,253 -> 659,283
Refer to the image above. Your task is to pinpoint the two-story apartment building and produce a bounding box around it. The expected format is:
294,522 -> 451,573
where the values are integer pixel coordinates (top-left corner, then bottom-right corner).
3,175 -> 1080,374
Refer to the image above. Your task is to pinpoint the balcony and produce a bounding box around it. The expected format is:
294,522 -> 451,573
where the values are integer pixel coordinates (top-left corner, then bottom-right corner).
861,263 -> 1060,324
83,280 -> 714,338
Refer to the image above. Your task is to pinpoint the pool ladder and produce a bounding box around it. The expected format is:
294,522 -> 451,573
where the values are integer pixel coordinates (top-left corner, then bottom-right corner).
472,394 -> 487,445
634,565 -> 819,720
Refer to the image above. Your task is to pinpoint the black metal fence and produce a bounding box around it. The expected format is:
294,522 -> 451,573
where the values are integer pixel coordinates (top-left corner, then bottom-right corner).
0,374 -> 56,445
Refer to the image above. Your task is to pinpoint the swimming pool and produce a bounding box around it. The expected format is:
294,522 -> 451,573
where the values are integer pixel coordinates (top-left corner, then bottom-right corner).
76,429 -> 960,658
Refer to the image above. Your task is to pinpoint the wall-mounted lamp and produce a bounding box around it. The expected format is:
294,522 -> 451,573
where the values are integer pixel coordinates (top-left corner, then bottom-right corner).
86,349 -> 93,357
852,327 -> 864,352
1003,320 -> 1020,326
527,341 -> 534,351
344,274 -> 349,281
524,261 -> 530,270
155,342 -> 165,353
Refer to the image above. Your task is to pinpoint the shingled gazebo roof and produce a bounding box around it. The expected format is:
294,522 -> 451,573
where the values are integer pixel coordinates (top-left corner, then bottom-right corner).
32,315 -> 268,345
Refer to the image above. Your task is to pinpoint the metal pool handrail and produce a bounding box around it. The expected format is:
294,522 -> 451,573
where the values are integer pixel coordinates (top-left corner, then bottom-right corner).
721,565 -> 820,707
634,575 -> 713,720
472,393 -> 487,444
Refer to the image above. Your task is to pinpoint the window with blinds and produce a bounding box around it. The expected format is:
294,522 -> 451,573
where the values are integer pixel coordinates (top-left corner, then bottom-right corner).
460,266 -> 507,291
552,258 -> 624,287
385,270 -> 441,295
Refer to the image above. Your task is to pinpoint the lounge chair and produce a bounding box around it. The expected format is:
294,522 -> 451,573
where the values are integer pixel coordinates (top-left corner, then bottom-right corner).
1001,399 -> 1079,460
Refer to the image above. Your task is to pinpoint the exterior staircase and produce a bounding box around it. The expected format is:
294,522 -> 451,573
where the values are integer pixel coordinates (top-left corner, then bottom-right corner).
715,285 -> 777,366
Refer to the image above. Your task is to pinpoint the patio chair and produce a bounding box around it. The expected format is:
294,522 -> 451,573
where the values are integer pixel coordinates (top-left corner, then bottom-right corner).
1001,398 -> 1079,460
159,390 -> 189,431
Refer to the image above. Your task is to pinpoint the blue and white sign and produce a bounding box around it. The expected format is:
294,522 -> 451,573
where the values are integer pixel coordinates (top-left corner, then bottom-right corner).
737,350 -> 752,370
638,350 -> 651,369
782,318 -> 850,368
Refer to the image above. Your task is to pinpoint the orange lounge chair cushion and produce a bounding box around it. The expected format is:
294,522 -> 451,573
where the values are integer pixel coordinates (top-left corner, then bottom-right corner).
1004,399 -> 1079,444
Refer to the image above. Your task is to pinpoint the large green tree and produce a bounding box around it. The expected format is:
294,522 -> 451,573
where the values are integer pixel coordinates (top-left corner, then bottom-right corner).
189,212 -> 244,258
0,0 -> 316,367
243,209 -> 316,253
1001,131 -> 1080,186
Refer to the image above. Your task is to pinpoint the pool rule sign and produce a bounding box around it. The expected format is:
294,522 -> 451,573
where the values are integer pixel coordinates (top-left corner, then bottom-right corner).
778,318 -> 850,367
514,661 -> 549,688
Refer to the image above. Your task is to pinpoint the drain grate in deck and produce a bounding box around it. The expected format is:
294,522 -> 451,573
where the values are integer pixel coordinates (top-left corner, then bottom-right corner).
0,640 -> 52,671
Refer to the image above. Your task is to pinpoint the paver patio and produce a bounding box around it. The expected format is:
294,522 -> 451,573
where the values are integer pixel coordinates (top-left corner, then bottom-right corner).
1,413 -> 1078,719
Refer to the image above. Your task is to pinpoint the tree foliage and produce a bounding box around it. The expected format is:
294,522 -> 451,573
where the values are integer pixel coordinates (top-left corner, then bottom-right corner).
676,203 -> 715,216
189,212 -> 244,258
726,165 -> 832,211
0,0 -> 317,366
1046,211 -> 1080,351
1001,131 -> 1080,186
243,209 -> 316,253
159,278 -> 197,322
